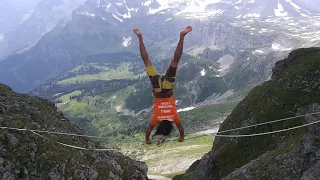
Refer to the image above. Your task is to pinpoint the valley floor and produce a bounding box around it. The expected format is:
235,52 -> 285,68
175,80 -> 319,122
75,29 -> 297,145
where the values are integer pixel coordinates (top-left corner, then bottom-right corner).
117,132 -> 215,179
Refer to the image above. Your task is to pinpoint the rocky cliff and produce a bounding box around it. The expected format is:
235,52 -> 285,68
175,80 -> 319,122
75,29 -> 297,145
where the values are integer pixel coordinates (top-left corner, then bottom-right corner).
180,47 -> 320,180
0,83 -> 148,180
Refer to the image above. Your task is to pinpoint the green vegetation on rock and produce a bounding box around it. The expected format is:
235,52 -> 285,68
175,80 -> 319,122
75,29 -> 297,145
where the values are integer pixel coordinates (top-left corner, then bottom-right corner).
182,47 -> 320,180
0,83 -> 148,180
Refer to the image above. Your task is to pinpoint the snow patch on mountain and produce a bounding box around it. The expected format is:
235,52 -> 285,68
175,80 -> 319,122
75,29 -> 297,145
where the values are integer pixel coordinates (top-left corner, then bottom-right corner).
285,0 -> 301,9
122,36 -> 132,47
115,6 -> 132,19
185,0 -> 222,13
148,7 -> 166,14
218,54 -> 235,76
272,43 -> 293,51
112,14 -> 123,22
275,2 -> 289,17
259,28 -> 272,33
311,36 -> 320,42
0,33 -> 3,41
253,50 -> 265,54
142,0 -> 153,6
177,107 -> 196,112
243,13 -> 260,18
78,11 -> 96,17
106,3 -> 111,9
20,12 -> 33,24
94,0 -> 319,20
200,69 -> 206,76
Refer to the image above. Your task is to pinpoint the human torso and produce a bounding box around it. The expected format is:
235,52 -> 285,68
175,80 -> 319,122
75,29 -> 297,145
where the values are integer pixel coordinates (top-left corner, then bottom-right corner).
151,95 -> 180,125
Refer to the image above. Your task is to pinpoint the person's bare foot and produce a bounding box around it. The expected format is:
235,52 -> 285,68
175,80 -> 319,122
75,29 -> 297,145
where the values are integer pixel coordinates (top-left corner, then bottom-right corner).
133,29 -> 142,38
180,26 -> 192,37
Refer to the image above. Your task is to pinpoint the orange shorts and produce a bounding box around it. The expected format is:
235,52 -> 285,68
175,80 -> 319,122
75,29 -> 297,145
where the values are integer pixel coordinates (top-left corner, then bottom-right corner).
150,96 -> 181,126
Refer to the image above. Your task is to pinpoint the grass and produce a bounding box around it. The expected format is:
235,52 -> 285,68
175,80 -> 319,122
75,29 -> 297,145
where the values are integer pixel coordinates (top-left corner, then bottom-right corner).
57,62 -> 143,85
58,90 -> 82,103
166,171 -> 185,179
0,84 -> 13,95
57,69 -> 134,85
0,90 -> 136,179
210,81 -> 311,178
204,48 -> 320,178
56,87 -> 234,178
69,63 -> 109,73
57,85 -> 138,136
115,134 -> 214,178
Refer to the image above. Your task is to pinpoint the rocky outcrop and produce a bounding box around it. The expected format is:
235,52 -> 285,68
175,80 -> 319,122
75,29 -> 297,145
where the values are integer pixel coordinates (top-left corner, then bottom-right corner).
223,104 -> 320,180
181,47 -> 320,180
0,83 -> 148,180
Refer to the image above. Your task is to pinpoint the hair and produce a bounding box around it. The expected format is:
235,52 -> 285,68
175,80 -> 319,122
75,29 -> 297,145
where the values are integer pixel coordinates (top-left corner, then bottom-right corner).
152,120 -> 174,138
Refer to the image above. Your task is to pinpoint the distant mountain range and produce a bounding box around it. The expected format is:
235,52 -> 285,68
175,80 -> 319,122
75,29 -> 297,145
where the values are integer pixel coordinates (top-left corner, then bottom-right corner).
83,0 -> 320,19
0,0 -> 85,59
0,0 -> 40,34
1,0 -> 320,93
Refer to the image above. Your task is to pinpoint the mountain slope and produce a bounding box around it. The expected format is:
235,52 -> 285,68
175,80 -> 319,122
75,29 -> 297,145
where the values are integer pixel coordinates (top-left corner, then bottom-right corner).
95,0 -> 320,19
212,0 -> 320,19
28,53 -> 233,137
0,0 -> 40,35
0,11 -> 274,93
0,83 -> 148,179
296,0 -> 320,11
1,0 -> 319,93
0,0 -> 86,59
181,47 -> 320,179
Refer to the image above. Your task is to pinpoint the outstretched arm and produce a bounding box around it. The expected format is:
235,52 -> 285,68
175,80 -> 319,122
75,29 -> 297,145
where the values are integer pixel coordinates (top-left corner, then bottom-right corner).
176,122 -> 185,142
145,124 -> 155,144
133,29 -> 152,67
170,26 -> 192,68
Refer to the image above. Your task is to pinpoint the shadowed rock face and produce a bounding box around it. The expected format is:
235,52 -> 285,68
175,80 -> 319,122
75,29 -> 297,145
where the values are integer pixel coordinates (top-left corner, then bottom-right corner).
181,47 -> 320,180
223,104 -> 320,180
0,83 -> 148,180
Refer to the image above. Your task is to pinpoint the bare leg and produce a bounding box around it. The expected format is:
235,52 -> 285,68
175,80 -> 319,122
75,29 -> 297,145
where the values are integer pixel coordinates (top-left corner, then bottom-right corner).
133,29 -> 152,67
170,26 -> 193,68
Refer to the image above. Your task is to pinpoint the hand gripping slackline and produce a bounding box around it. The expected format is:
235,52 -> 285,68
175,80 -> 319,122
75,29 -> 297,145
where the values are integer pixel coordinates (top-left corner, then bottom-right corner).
0,112 -> 319,151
